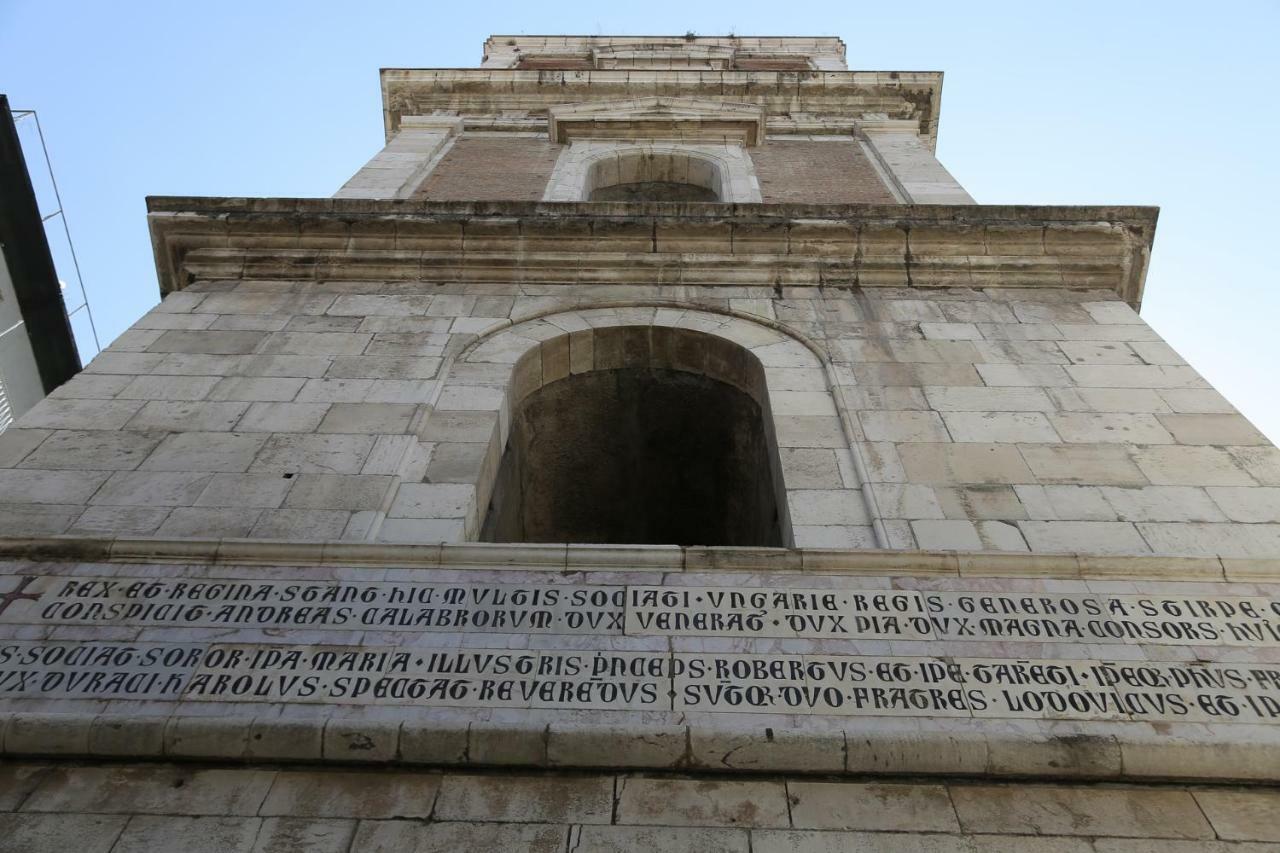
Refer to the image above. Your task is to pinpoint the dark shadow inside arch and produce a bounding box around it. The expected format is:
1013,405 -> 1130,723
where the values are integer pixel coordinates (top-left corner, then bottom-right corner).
481,364 -> 784,547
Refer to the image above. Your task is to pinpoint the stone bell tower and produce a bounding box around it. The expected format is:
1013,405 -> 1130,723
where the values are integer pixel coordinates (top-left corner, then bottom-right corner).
0,34 -> 1277,851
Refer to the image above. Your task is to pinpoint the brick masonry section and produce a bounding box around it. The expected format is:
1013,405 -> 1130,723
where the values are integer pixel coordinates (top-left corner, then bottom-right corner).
411,136 -> 563,201
750,140 -> 896,204
1,762 -> 1278,851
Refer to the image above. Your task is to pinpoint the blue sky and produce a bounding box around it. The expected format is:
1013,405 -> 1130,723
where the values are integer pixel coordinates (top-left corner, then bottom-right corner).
2,1 -> 1278,438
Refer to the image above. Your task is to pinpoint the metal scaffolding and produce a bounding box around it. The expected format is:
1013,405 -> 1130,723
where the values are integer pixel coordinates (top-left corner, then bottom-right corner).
10,108 -> 102,360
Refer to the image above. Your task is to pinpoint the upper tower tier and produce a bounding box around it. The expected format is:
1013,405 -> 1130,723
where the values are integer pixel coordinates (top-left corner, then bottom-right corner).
379,34 -> 944,148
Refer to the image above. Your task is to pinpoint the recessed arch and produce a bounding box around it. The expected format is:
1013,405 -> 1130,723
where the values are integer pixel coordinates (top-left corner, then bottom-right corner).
543,143 -> 763,203
379,306 -> 874,547
586,149 -> 724,202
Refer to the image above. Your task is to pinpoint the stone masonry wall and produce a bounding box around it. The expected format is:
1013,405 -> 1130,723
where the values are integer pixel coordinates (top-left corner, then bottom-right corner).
411,136 -> 563,201
750,139 -> 898,204
1,762 -> 1278,852
0,279 -> 1277,556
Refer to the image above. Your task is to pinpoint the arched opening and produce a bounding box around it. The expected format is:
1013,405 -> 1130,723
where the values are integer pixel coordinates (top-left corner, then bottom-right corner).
480,326 -> 784,546
585,150 -> 724,203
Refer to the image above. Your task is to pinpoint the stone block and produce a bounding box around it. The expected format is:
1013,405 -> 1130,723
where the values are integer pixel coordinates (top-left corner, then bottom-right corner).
261,770 -> 440,818
326,355 -> 441,379
898,443 -> 1034,484
434,774 -> 612,824
110,815 -> 261,853
89,471 -> 213,506
126,400 -> 250,431
398,720 -> 468,765
1019,445 -> 1147,486
47,373 -> 133,399
0,763 -> 53,811
322,720 -> 399,762
937,485 -> 1028,519
788,781 -> 959,832
250,508 -> 350,539
1136,521 -> 1280,557
350,820 -> 567,853
1015,483 -> 1115,521
974,364 -> 1072,387
868,483 -> 946,519
1017,521 -> 1148,554
73,505 -> 170,536
1064,365 -> 1206,389
777,448 -> 845,488
317,403 -> 417,434
18,429 -> 163,470
548,723 -> 685,769
1100,486 -> 1226,522
911,519 -> 982,549
949,784 -> 1213,839
235,402 -> 331,433
283,474 -> 396,510
253,818 -> 355,853
573,825 -> 749,853
1206,486 -> 1280,522
1227,446 -> 1280,485
295,378 -> 375,403
788,489 -> 869,525
327,294 -> 434,315
774,415 -> 848,448
924,386 -> 1055,412
21,765 -> 275,815
238,354 -> 333,378
853,362 -> 983,386
250,434 -> 376,474
157,506 -> 261,537
1132,446 -> 1255,486
140,432 -> 267,472
1058,341 -> 1142,365
195,472 -> 295,507
466,721 -> 547,766
0,814 -> 128,853
1158,388 -> 1235,414
859,410 -> 950,442
247,718 -> 324,762
1048,413 -> 1174,444
146,329 -> 267,354
1193,789 -> 1280,842
18,397 -> 145,430
942,412 -> 1059,443
207,376 -> 306,401
259,331 -> 371,356
5,713 -> 91,755
387,482 -> 474,518
615,777 -> 789,828
1157,413 -> 1269,445
753,830 -> 976,853
690,728 -> 844,773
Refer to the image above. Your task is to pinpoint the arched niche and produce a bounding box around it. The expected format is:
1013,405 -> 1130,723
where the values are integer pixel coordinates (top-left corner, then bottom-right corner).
482,326 -> 779,545
585,150 -> 723,203
384,307 -> 872,548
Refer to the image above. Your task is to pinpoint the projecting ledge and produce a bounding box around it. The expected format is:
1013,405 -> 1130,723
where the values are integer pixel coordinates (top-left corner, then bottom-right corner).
0,536 -> 1262,581
145,198 -> 1158,307
1,711 -> 1278,783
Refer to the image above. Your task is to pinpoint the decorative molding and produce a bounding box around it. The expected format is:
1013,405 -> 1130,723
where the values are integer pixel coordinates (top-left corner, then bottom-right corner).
548,96 -> 766,145
379,69 -> 945,149
146,197 -> 1158,307
0,535 -> 1262,582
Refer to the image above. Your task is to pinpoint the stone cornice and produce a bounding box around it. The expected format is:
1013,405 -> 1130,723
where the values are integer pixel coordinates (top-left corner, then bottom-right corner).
547,96 -> 766,145
379,69 -> 944,148
0,535 -> 1265,582
146,197 -> 1158,308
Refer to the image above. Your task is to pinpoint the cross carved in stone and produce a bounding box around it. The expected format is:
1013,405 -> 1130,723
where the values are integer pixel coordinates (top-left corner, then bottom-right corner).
0,576 -> 40,616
